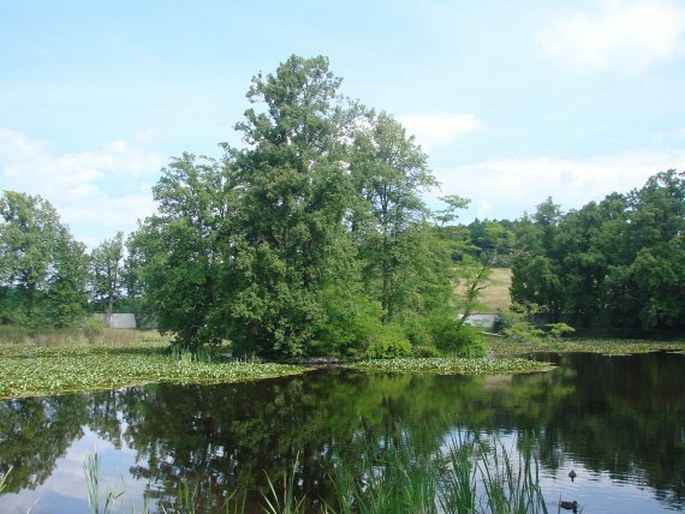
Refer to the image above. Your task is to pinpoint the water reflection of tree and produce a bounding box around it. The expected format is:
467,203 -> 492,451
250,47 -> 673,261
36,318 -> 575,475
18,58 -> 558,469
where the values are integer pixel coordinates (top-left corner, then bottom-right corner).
0,395 -> 87,493
117,371 -> 478,511
0,355 -> 683,511
530,353 -> 685,510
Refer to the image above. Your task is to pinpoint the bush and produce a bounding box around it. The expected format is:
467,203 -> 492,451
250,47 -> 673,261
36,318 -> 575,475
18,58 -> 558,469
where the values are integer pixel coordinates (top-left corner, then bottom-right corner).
313,286 -> 383,358
505,321 -> 544,341
366,325 -> 412,359
82,317 -> 105,344
427,316 -> 485,357
544,322 -> 575,339
410,344 -> 441,358
400,315 -> 434,347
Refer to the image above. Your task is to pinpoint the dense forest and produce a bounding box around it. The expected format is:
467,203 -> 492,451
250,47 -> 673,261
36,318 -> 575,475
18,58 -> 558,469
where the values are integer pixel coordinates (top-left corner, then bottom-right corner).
1,55 -> 683,356
510,170 -> 685,335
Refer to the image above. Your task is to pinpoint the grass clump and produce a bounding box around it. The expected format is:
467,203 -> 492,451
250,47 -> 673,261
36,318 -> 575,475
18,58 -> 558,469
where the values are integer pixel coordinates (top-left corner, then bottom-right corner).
83,453 -> 123,514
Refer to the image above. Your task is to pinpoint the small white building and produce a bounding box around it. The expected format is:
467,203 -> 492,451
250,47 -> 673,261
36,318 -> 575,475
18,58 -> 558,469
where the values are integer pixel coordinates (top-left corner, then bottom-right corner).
93,313 -> 137,329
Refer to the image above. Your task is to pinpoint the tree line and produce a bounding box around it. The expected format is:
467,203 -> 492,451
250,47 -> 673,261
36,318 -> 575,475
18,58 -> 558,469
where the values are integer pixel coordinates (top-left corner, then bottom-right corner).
0,191 -> 131,328
509,169 -> 685,335
1,55 -> 682,353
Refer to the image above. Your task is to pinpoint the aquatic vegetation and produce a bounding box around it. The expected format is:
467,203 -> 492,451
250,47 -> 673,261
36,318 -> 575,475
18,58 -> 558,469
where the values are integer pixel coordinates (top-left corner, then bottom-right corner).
0,337 -> 308,400
83,453 -> 123,514
344,356 -> 555,375
485,335 -> 685,357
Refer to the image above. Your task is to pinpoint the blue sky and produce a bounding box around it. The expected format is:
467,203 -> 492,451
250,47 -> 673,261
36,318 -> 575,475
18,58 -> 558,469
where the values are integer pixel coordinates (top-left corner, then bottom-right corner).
2,0 -> 684,247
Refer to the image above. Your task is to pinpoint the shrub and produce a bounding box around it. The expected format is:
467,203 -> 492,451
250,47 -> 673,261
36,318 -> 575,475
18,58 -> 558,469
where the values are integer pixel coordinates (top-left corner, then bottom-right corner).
366,325 -> 412,359
427,316 -> 485,357
544,322 -> 575,339
314,286 -> 383,358
505,321 -> 544,341
82,317 -> 105,344
400,315 -> 434,347
410,344 -> 441,358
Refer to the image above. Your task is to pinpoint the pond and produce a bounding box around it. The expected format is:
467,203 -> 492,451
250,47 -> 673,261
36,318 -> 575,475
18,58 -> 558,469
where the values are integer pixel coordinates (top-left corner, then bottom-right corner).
1,352 -> 683,513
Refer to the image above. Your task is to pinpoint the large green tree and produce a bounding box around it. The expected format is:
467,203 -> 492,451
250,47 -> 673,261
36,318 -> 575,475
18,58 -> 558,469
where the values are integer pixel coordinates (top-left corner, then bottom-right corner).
0,191 -> 88,326
349,111 -> 440,322
226,55 -> 365,358
133,55 -> 474,358
89,231 -> 125,327
131,152 -> 237,349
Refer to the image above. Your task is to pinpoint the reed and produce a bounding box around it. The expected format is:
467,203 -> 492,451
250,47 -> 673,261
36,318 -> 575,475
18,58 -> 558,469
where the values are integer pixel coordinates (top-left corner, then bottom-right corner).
0,466 -> 11,494
76,434 -> 552,513
83,452 -> 123,514
326,432 -> 549,514
263,454 -> 307,514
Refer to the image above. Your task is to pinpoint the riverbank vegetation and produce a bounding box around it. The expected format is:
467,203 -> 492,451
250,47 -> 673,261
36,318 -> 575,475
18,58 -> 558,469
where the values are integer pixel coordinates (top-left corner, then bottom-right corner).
0,329 -> 307,400
509,170 -> 684,335
2,326 -> 683,400
1,55 -> 487,361
1,54 -> 683,362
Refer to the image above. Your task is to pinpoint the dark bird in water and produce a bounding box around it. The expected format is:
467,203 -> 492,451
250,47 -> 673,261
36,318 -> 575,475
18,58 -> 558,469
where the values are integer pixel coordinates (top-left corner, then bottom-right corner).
560,500 -> 578,512
568,469 -> 577,481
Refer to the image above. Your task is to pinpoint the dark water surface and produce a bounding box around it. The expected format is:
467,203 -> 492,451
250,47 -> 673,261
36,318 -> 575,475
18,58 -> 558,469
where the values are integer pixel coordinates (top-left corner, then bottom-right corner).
1,352 -> 684,512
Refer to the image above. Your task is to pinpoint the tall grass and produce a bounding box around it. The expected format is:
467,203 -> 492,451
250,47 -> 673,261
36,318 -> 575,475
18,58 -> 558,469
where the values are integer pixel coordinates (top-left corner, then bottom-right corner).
0,324 -> 149,346
78,434 -> 552,513
263,453 -> 307,514
0,466 -> 11,494
326,432 -> 549,514
83,452 -> 123,514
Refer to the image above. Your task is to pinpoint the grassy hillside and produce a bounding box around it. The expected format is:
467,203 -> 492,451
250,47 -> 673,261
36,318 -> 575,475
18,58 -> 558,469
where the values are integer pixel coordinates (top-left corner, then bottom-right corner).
455,267 -> 512,314
479,268 -> 512,312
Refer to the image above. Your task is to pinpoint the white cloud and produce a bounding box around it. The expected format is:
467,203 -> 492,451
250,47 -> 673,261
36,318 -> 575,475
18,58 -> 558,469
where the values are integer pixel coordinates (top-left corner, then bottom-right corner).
399,113 -> 483,150
537,0 -> 685,74
434,150 -> 685,221
135,128 -> 157,142
0,128 -> 164,247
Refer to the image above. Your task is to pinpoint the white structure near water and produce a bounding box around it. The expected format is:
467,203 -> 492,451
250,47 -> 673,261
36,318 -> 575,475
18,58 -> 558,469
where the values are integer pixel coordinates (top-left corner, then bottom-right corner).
93,313 -> 137,329
463,313 -> 498,329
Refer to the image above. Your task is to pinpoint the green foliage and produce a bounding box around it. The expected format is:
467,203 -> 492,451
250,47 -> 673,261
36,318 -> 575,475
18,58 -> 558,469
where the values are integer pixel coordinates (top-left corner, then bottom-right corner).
492,308 -> 546,342
510,170 -> 685,335
506,322 -> 545,342
366,324 -> 412,359
410,344 -> 441,358
326,434 -> 549,514
510,255 -> 561,317
0,335 -> 307,400
454,255 -> 491,323
426,315 -> 485,357
0,191 -> 88,327
130,56 -> 469,359
89,232 -> 125,326
262,454 -> 306,514
544,322 -> 575,339
82,317 -> 105,344
347,356 -> 553,375
312,282 -> 383,357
